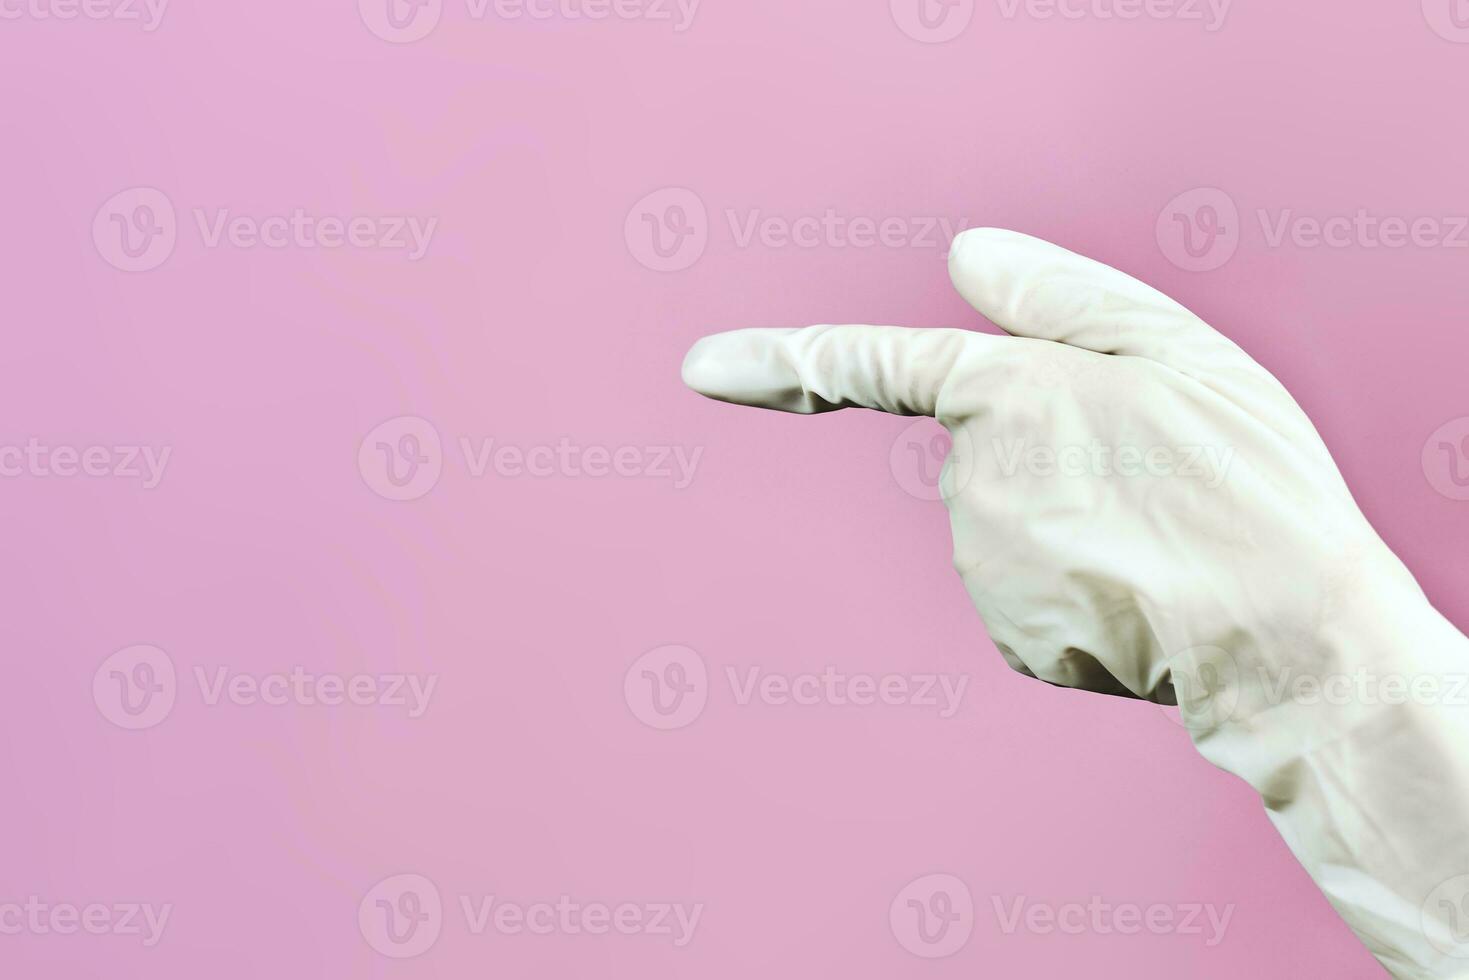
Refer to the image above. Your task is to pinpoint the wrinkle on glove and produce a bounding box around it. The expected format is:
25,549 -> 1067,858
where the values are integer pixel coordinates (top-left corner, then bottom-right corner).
683,228 -> 1469,979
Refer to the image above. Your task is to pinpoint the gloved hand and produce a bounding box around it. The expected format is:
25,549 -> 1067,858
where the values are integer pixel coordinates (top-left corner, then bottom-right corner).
682,228 -> 1469,979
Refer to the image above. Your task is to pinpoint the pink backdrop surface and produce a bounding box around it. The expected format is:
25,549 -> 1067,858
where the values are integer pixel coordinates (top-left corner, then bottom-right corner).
3,0 -> 1468,976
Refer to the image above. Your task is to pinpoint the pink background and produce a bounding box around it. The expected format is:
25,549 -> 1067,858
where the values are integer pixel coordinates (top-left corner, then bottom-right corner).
4,0 -> 1468,976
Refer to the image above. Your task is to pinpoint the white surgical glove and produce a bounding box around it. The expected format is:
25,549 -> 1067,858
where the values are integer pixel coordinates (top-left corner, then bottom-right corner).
682,228 -> 1469,978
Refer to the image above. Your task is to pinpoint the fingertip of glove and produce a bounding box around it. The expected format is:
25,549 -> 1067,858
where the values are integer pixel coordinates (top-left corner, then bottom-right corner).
681,329 -> 809,411
680,331 -> 769,405
680,334 -> 721,397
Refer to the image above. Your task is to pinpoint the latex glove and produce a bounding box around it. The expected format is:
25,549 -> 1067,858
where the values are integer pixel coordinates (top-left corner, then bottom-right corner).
682,228 -> 1469,979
